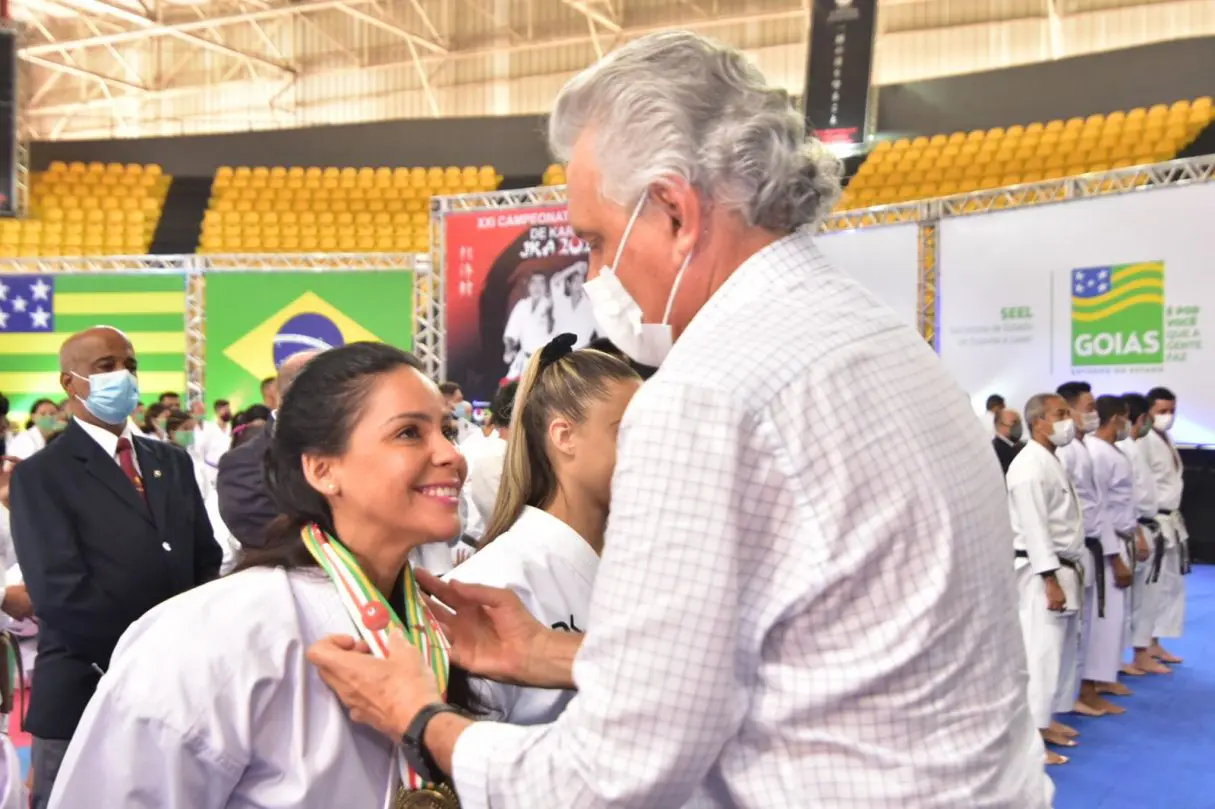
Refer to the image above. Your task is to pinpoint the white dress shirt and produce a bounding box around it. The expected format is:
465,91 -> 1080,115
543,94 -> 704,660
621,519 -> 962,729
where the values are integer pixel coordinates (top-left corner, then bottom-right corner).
6,428 -> 46,460
1006,440 -> 1086,584
1088,436 -> 1136,541
1142,430 -> 1183,512
451,230 -> 1050,808
1118,437 -> 1159,520
75,417 -> 143,477
447,507 -> 597,724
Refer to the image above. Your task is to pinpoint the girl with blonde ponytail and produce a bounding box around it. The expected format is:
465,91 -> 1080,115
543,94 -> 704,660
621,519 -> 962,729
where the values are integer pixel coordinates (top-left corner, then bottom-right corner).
447,332 -> 641,724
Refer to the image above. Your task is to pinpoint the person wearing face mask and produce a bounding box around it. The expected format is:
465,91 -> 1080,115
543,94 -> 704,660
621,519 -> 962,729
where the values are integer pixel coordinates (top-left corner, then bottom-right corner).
307,31 -> 1052,809
1118,393 -> 1169,675
1053,380 -> 1109,718
1081,395 -> 1139,711
7,399 -> 66,460
142,402 -> 169,440
993,407 -> 1024,473
1140,386 -> 1187,664
197,399 -> 233,482
165,410 -> 210,500
6,326 -> 221,809
439,382 -> 475,445
1006,393 -> 1085,765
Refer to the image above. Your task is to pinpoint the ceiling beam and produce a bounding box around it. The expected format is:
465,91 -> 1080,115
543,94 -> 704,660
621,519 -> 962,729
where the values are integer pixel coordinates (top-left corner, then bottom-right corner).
333,5 -> 447,54
22,0 -> 362,58
560,0 -> 620,33
20,53 -> 148,93
24,5 -> 807,118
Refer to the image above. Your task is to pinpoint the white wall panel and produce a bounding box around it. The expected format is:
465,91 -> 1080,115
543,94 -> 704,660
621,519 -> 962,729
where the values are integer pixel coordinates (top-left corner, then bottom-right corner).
938,184 -> 1215,444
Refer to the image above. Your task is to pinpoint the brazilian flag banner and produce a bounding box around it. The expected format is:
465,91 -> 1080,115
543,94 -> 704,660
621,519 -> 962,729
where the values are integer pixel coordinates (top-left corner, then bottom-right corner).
204,271 -> 414,410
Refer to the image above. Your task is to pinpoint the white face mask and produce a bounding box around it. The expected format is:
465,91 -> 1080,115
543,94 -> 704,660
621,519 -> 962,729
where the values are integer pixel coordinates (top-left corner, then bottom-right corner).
1116,423 -> 1130,442
583,195 -> 694,368
1081,411 -> 1100,434
1154,412 -> 1174,432
1050,418 -> 1075,447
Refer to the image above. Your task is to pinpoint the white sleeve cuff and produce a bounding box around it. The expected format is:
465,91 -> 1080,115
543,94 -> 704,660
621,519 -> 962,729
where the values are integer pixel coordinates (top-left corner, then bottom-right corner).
452,719 -> 533,809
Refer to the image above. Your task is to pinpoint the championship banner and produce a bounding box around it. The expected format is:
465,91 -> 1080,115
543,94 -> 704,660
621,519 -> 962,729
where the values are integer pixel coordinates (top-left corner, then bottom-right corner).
0,273 -> 187,421
804,0 -> 878,148
817,224 -> 920,331
937,183 -> 1215,444
205,271 -> 414,410
443,204 -> 597,404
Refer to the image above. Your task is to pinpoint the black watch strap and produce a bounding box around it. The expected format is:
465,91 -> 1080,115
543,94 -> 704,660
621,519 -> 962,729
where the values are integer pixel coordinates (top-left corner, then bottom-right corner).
401,702 -> 462,783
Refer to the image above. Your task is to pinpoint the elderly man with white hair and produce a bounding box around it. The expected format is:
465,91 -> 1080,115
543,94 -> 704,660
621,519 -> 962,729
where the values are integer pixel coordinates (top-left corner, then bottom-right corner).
308,30 -> 1052,809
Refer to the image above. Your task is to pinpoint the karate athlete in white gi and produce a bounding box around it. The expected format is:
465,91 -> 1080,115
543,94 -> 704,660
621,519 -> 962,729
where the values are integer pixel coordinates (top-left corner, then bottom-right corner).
308,31 -> 1053,809
1084,395 -> 1139,705
1118,393 -> 1170,675
1007,393 -> 1086,765
447,336 -> 640,724
45,344 -> 482,809
1141,386 -> 1186,664
1054,381 -> 1112,718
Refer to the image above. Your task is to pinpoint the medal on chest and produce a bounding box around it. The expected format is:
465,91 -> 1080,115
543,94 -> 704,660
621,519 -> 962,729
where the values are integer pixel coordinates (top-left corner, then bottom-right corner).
300,524 -> 460,808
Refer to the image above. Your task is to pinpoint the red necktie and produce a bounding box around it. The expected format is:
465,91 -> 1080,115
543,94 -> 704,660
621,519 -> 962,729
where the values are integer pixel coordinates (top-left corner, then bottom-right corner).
115,437 -> 147,503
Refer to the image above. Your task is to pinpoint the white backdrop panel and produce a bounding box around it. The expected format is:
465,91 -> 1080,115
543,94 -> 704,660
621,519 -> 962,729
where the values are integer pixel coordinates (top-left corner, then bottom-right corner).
817,224 -> 920,330
938,183 -> 1215,444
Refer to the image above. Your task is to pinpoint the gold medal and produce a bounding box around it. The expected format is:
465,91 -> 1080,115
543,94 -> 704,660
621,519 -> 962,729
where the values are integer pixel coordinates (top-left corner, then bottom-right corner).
395,783 -> 460,809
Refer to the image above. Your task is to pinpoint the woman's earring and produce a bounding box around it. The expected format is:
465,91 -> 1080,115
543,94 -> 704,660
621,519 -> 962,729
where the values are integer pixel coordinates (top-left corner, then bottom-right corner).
328,483 -> 337,494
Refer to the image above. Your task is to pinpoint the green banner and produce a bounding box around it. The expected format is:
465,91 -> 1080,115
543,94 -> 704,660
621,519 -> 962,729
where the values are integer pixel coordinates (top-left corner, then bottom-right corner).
204,271 -> 414,410
0,272 -> 186,422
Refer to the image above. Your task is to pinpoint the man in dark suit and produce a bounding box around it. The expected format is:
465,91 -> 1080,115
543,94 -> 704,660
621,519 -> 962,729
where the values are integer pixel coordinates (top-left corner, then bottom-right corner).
992,406 -> 1025,474
8,326 -> 221,809
216,349 -> 317,548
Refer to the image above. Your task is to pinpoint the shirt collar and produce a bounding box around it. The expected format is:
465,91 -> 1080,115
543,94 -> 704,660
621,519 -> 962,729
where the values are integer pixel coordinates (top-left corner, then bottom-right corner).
74,416 -> 136,457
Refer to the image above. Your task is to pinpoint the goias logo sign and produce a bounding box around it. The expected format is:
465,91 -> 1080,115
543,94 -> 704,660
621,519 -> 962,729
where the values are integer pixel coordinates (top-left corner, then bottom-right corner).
1070,261 -> 1165,366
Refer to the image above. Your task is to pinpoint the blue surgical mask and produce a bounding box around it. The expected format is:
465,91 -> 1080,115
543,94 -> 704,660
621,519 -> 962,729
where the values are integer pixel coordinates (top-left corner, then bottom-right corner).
452,401 -> 472,420
73,369 -> 141,425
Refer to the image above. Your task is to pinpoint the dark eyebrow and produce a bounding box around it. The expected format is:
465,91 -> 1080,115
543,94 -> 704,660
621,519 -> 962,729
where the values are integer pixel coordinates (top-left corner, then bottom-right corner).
382,411 -> 434,427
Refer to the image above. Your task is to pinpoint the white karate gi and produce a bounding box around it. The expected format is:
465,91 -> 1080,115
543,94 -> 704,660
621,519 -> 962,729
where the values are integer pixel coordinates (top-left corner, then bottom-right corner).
1118,436 -> 1161,648
446,507 -> 597,725
502,297 -> 554,379
1007,440 -> 1086,730
5,427 -> 46,460
1085,435 -> 1134,683
1141,429 -> 1186,638
0,508 -> 27,809
1055,438 -> 1105,699
48,567 -> 419,809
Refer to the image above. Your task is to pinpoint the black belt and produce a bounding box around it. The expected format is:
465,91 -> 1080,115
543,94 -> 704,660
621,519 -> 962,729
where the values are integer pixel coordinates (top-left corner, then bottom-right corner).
1014,551 -> 1081,576
1085,537 -> 1106,618
1150,529 -> 1166,583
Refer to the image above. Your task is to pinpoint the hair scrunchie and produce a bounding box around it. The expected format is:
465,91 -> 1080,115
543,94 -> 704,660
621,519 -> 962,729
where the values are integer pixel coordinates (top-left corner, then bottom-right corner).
537,332 -> 578,372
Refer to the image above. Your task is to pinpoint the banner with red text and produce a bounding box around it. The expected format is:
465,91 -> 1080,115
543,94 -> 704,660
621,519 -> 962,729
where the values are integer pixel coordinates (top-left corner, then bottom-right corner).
443,203 -> 597,404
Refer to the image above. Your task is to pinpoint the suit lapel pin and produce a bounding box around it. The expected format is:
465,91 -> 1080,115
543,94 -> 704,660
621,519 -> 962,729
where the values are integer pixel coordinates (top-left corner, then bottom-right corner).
153,469 -> 162,478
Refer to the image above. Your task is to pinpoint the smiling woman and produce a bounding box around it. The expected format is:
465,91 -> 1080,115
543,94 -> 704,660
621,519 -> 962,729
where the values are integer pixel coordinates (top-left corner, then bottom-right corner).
43,341 -> 480,809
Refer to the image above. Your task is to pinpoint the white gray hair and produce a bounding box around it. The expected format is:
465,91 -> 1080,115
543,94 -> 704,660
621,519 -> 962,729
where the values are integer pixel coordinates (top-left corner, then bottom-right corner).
1024,393 -> 1060,428
549,31 -> 842,231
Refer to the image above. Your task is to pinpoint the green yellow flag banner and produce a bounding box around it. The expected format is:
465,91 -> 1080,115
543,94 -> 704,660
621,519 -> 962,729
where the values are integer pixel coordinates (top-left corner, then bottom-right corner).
0,273 -> 187,421
204,271 -> 414,410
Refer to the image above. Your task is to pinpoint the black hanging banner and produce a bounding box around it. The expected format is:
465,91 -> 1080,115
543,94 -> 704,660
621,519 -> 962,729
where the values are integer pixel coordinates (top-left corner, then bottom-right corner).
803,0 -> 878,148
0,28 -> 15,217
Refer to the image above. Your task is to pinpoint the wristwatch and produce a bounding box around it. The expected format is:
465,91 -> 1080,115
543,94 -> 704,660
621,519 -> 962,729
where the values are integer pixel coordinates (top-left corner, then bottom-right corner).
401,702 -> 463,782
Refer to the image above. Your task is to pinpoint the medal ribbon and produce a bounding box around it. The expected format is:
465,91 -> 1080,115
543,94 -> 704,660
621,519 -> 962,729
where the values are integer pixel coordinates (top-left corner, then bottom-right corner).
301,523 -> 450,792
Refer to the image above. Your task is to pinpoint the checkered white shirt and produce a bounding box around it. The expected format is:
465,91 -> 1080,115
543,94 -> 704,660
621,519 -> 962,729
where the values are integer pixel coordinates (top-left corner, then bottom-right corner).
452,229 -> 1052,808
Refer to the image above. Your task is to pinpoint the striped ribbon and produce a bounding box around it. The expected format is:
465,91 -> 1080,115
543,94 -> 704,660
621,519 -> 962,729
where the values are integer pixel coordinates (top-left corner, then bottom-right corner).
301,523 -> 450,792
